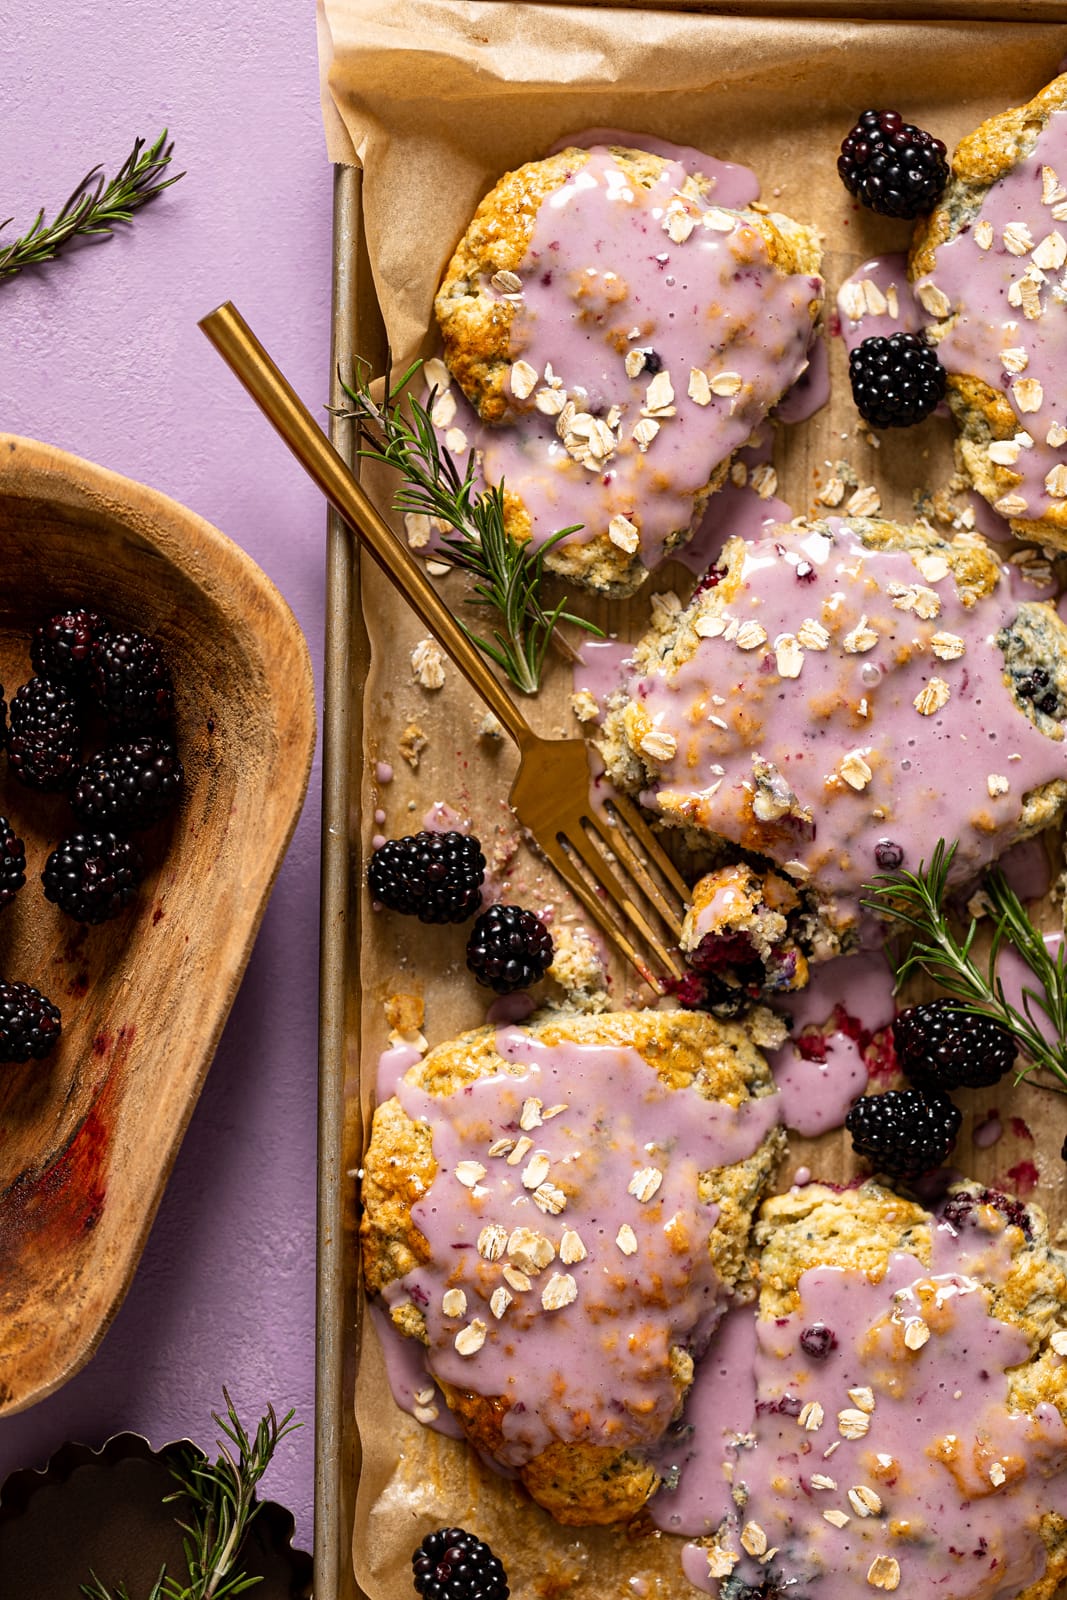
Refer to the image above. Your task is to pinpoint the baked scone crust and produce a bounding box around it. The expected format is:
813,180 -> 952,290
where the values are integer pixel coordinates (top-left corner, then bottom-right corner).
361,1008 -> 785,1526
910,75 -> 1067,548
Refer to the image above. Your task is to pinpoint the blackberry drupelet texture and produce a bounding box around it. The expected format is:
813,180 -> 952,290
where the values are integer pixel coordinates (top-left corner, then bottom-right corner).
368,831 -> 485,923
849,333 -> 947,429
466,904 -> 554,993
7,676 -> 82,790
838,109 -> 949,218
893,998 -> 1016,1091
845,1088 -> 962,1181
42,832 -> 144,924
412,1528 -> 509,1600
72,737 -> 184,831
90,629 -> 175,729
30,608 -> 110,689
0,981 -> 62,1062
0,817 -> 26,909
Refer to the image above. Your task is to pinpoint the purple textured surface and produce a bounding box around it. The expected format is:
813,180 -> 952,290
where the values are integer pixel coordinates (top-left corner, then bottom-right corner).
0,0 -> 332,1550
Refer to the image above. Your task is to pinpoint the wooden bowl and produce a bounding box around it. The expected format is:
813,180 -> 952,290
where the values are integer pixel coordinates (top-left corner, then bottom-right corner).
0,435 -> 317,1414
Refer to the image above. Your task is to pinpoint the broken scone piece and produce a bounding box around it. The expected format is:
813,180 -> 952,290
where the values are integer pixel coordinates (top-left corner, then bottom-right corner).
680,862 -> 811,1014
911,72 -> 1067,549
360,1009 -> 784,1525
598,516 -> 1067,946
689,1179 -> 1067,1600
432,142 -> 823,594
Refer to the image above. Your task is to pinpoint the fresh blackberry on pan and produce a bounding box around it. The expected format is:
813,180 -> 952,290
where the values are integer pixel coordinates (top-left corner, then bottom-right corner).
849,332 -> 947,429
0,981 -> 62,1062
412,1527 -> 509,1600
838,109 -> 949,218
7,676 -> 82,790
90,628 -> 175,729
368,831 -> 485,923
30,607 -> 110,690
0,819 -> 26,910
845,1088 -> 961,1181
72,737 -> 184,831
892,997 -> 1015,1091
42,832 -> 144,924
466,904 -> 554,994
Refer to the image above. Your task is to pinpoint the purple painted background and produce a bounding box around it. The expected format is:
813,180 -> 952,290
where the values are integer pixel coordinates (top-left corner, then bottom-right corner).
0,0 -> 333,1549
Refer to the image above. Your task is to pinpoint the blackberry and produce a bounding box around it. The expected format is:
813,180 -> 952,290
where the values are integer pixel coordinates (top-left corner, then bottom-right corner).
466,904 -> 554,993
892,998 -> 1015,1091
412,1527 -> 509,1600
849,332 -> 947,429
799,1324 -> 838,1360
42,832 -> 144,924
0,981 -> 62,1062
1015,667 -> 1063,720
838,109 -> 949,218
368,832 -> 485,923
72,737 -> 184,831
7,677 -> 82,790
90,629 -> 175,729
0,818 -> 26,909
30,607 -> 110,689
874,839 -> 904,871
845,1088 -> 961,1181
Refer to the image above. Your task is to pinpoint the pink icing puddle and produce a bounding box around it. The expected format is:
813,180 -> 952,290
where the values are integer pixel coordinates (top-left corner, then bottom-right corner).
385,1024 -> 779,1469
422,801 -> 469,833
974,1110 -> 1004,1149
836,254 -> 927,355
484,991 -> 536,1025
377,1038 -> 426,1100
675,1206 -> 1067,1598
376,761 -> 394,783
996,834 -> 1053,901
913,112 -> 1067,525
773,333 -> 830,424
627,519 -> 1065,924
997,931 -> 1064,1051
767,951 -> 896,1134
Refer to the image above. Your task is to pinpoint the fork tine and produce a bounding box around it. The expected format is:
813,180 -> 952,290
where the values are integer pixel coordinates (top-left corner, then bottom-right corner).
584,807 -> 685,943
607,794 -> 690,906
538,834 -> 671,995
560,825 -> 686,981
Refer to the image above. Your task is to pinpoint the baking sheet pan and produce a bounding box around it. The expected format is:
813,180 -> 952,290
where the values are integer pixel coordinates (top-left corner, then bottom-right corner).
316,9 -> 1067,1596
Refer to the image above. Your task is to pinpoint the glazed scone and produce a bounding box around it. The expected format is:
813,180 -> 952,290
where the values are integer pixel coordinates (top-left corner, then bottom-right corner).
687,1180 -> 1067,1600
679,862 -> 813,1013
597,515 -> 1067,943
360,1009 -> 785,1526
431,142 -> 823,594
910,74 -> 1067,549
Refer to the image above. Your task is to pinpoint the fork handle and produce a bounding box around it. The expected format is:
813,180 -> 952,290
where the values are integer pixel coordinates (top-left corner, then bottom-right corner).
199,300 -> 536,752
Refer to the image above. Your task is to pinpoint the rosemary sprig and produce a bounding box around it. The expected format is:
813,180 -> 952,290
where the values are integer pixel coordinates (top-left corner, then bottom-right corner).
862,837 -> 1067,1092
81,1390 -> 300,1600
335,359 -> 602,694
0,131 -> 183,285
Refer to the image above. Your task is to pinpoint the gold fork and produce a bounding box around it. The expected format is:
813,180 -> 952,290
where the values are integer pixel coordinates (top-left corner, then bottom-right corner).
199,301 -> 689,992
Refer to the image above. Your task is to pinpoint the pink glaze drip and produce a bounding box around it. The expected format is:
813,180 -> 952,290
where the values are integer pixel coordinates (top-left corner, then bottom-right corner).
377,1039 -> 426,1100
573,638 -> 635,717
648,1301 -> 759,1534
680,1210 -> 1067,1595
369,1303 -> 464,1440
996,834 -> 1053,900
627,520 -> 1064,922
777,950 -> 896,1037
996,931 -> 1063,1050
671,445 -> 795,578
389,1024 -> 779,1469
913,114 -> 1067,524
550,130 -> 761,210
836,255 -> 926,355
484,991 -> 536,1025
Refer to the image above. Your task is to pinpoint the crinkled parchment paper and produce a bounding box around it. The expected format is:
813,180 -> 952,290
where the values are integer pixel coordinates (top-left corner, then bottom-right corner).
317,6 -> 1067,1596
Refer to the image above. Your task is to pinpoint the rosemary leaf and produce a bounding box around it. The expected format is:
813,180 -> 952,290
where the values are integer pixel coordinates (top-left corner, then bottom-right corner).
334,359 -> 602,694
0,132 -> 183,286
862,837 -> 1067,1092
82,1392 -> 299,1600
